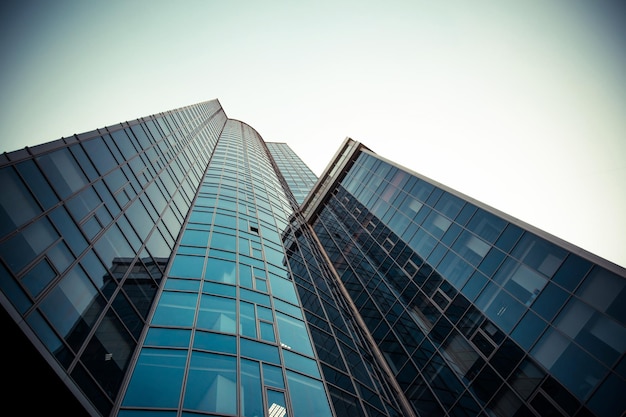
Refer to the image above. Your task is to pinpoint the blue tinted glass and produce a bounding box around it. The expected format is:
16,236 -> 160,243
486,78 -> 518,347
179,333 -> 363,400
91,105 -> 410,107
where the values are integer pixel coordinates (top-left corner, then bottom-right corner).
511,233 -> 567,277
511,311 -> 547,350
268,274 -> 299,304
198,295 -> 236,333
240,359 -> 264,417
202,281 -> 236,298
260,321 -> 276,342
145,328 -> 191,348
15,160 -> 58,210
193,331 -> 236,354
205,258 -> 236,284
123,348 -> 186,407
267,390 -> 287,417
468,209 -> 506,243
551,254 -> 592,291
576,266 -> 626,324
273,299 -> 303,319
286,371 -> 333,417
0,262 -> 31,313
283,350 -> 321,378
40,265 -> 102,342
169,255 -> 204,279
151,291 -> 198,327
275,312 -> 314,356
82,137 -> 117,176
21,257 -> 56,297
531,282 -> 568,321
240,288 -> 271,306
181,229 -> 210,247
239,301 -> 257,338
0,216 -> 57,273
240,338 -> 280,364
183,352 -> 237,413
37,148 -> 88,199
164,278 -> 201,292
263,363 -> 285,388
587,373 -> 626,417
49,206 -> 87,256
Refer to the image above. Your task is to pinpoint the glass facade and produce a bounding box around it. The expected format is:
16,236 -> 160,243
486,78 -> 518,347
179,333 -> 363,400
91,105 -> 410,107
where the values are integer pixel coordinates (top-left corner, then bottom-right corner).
304,141 -> 626,417
1,103 -> 624,417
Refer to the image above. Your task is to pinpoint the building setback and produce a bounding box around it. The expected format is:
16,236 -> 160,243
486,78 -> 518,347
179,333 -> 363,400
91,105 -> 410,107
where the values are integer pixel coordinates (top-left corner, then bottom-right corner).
0,99 -> 624,417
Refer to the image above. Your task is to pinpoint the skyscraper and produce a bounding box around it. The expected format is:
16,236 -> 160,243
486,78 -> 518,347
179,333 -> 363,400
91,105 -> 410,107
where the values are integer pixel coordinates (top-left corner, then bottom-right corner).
1,99 -> 624,417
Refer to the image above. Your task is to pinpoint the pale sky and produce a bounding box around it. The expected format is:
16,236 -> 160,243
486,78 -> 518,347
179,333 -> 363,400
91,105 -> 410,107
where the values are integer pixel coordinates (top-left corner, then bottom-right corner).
1,0 -> 625,268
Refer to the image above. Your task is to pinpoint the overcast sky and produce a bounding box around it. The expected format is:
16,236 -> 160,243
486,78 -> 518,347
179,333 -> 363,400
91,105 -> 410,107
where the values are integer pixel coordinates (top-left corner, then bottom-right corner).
1,0 -> 625,268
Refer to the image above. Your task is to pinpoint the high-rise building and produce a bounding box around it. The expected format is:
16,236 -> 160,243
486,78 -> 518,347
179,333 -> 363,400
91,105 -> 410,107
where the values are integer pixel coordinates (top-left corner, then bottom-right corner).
0,99 -> 624,417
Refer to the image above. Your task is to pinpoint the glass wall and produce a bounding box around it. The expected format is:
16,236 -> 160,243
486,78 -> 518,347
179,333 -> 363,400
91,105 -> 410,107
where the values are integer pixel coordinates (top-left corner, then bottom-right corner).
0,99 -> 226,415
311,150 -> 626,417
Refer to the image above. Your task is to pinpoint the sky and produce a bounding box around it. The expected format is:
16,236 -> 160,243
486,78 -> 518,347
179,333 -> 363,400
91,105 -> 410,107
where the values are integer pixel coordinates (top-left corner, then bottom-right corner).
1,0 -> 625,268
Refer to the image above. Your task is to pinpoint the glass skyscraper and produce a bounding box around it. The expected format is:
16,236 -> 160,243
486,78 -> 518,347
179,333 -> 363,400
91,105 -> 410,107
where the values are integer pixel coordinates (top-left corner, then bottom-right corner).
1,99 -> 624,417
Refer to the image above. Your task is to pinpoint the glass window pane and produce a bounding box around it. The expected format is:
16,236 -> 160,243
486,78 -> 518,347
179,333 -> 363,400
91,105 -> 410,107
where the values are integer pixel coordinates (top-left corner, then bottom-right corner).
268,274 -> 299,304
239,301 -> 257,338
240,359 -> 263,417
286,371 -> 333,417
144,328 -> 191,348
205,258 -> 236,284
576,266 -> 626,324
37,148 -> 88,199
169,255 -> 204,279
151,291 -> 198,327
240,338 -> 280,364
193,331 -> 236,354
267,390 -> 287,417
276,312 -> 314,356
123,348 -> 186,407
263,363 -> 285,388
183,352 -> 237,414
0,166 -> 40,237
198,295 -> 236,333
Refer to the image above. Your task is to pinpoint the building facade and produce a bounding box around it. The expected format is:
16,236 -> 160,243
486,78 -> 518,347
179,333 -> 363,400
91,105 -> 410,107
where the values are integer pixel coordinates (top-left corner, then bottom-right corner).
0,100 -> 624,417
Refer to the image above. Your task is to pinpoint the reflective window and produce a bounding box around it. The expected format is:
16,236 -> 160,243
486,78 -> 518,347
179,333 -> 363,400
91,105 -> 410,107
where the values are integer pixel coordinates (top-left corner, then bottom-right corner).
286,371 -> 333,417
576,266 -> 626,324
204,258 -> 236,284
184,351 -> 237,414
123,348 -> 186,407
169,255 -> 204,279
276,311 -> 314,356
40,264 -> 104,349
240,359 -> 264,417
198,294 -> 236,333
0,216 -> 58,273
144,328 -> 191,348
151,291 -> 197,327
193,331 -> 236,354
21,257 -> 56,297
512,233 -> 566,277
37,148 -> 88,199
0,167 -> 41,237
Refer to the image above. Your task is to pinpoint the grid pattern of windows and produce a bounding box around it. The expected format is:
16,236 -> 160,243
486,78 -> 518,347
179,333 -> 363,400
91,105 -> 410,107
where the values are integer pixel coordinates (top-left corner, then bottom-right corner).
266,142 -> 318,205
118,120 -> 334,417
0,99 -> 227,416
311,150 -> 626,417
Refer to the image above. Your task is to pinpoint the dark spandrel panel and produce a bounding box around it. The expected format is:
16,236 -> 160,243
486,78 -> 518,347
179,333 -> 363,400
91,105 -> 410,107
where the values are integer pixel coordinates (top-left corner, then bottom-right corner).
0,166 -> 41,237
